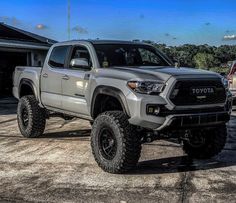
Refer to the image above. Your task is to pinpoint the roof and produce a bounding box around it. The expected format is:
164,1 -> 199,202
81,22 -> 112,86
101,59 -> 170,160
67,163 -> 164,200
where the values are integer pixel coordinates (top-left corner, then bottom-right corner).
0,23 -> 57,47
59,39 -> 147,45
87,40 -> 144,45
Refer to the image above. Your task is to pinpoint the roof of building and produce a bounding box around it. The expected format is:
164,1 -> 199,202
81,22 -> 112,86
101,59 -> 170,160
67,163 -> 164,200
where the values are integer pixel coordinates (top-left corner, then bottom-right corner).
0,23 -> 57,48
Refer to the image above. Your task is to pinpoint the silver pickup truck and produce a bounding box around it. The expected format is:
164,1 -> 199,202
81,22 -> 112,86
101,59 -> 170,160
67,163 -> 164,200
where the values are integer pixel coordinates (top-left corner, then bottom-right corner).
13,40 -> 232,173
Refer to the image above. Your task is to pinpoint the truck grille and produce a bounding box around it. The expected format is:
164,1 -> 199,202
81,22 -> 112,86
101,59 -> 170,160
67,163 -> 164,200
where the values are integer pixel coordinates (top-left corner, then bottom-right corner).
169,80 -> 226,106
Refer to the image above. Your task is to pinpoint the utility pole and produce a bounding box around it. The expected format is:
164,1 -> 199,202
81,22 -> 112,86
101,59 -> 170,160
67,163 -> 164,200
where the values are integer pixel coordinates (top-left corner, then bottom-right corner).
68,0 -> 71,40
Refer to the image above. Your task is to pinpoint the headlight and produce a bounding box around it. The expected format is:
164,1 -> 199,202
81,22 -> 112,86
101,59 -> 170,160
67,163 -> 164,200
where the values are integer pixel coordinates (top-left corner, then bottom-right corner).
222,77 -> 229,89
127,81 -> 165,95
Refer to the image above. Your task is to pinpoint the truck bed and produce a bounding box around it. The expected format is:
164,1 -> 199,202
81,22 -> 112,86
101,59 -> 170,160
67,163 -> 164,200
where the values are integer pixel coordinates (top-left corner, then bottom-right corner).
13,66 -> 43,100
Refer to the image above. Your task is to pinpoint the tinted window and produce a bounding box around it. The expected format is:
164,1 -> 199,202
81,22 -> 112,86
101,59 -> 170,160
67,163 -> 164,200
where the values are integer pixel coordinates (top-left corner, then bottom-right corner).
49,46 -> 70,68
94,44 -> 171,68
139,48 -> 163,65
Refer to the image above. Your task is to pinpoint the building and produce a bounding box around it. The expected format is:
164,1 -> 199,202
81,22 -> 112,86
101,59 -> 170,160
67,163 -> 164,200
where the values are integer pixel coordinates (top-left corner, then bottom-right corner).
0,23 -> 57,96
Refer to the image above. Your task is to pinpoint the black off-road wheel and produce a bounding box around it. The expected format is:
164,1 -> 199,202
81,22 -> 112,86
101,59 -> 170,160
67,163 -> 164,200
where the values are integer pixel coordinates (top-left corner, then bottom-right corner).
182,125 -> 227,159
91,111 -> 141,174
17,95 -> 46,138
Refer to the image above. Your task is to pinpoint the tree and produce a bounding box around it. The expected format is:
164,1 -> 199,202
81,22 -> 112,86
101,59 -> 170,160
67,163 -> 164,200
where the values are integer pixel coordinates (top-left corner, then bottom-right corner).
193,53 -> 215,69
137,40 -> 236,72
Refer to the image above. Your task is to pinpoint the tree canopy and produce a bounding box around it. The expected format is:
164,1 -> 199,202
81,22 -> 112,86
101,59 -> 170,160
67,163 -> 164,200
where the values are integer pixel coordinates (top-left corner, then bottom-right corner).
137,40 -> 236,73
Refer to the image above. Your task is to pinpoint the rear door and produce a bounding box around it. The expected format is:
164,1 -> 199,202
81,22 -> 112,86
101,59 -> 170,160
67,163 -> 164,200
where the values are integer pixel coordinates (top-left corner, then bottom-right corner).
41,45 -> 71,108
61,45 -> 92,116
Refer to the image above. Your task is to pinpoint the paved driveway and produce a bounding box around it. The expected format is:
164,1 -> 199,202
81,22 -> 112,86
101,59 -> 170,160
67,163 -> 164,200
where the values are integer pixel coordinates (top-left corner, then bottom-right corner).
0,98 -> 235,203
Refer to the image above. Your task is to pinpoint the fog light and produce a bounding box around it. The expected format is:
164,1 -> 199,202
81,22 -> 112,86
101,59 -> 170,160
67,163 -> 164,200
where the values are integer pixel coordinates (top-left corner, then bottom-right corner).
147,105 -> 160,115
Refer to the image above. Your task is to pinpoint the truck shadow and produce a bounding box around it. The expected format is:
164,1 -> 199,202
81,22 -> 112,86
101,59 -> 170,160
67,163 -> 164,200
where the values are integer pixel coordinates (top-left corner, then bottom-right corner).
131,152 -> 236,175
131,114 -> 236,175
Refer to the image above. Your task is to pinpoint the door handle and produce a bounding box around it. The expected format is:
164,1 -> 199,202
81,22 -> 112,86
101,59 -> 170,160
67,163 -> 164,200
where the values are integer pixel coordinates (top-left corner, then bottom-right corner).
84,73 -> 90,80
42,73 -> 48,78
62,75 -> 70,80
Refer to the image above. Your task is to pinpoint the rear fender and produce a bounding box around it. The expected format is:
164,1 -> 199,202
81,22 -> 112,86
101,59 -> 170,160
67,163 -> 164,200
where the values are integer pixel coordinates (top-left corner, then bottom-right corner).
19,79 -> 43,106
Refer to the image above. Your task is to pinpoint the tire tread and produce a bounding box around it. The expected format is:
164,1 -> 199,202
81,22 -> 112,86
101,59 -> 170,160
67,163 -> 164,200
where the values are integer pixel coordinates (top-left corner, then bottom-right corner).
91,111 -> 141,173
17,95 -> 46,138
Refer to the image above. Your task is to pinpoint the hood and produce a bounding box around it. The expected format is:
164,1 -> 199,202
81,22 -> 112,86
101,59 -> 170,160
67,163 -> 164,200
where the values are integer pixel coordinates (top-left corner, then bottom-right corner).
100,66 -> 221,82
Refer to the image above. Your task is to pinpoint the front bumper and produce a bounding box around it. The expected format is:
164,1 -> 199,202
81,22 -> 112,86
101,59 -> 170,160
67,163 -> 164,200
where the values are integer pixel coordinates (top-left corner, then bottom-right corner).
155,112 -> 230,131
127,94 -> 232,131
127,91 -> 231,130
127,76 -> 232,131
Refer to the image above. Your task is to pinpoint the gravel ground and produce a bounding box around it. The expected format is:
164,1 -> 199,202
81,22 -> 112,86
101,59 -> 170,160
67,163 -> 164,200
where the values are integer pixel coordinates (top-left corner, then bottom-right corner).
0,98 -> 235,203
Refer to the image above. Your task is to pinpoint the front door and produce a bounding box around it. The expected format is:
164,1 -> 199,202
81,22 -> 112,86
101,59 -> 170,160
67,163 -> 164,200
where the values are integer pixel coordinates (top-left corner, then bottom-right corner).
41,45 -> 71,108
61,45 -> 92,116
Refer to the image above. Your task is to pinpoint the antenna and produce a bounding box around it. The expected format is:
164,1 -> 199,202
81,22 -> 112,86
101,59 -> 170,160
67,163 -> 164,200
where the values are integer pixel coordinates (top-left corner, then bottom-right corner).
68,0 -> 71,40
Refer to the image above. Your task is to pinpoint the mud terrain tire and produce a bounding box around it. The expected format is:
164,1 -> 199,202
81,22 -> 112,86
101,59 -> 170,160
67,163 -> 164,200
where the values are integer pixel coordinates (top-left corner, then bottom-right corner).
17,95 -> 46,138
91,111 -> 141,173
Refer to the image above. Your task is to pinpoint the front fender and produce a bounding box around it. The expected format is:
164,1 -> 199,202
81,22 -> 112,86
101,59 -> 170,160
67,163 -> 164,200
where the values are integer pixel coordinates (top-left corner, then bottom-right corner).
91,85 -> 130,118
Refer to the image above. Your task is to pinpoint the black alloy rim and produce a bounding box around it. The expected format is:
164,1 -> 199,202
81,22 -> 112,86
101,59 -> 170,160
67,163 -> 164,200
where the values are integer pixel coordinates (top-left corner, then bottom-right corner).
188,134 -> 206,148
98,127 -> 117,160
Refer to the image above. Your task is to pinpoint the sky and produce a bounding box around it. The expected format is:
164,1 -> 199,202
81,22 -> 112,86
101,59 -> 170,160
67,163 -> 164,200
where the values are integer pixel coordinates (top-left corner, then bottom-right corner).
0,0 -> 236,46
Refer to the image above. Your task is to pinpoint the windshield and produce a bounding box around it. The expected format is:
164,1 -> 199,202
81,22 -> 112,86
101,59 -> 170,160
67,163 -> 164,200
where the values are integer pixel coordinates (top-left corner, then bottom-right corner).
93,44 -> 172,68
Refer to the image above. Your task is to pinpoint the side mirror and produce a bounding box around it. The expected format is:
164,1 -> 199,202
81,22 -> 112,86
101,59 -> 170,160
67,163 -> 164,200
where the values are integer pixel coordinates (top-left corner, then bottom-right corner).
70,58 -> 90,69
172,58 -> 180,68
174,61 -> 180,68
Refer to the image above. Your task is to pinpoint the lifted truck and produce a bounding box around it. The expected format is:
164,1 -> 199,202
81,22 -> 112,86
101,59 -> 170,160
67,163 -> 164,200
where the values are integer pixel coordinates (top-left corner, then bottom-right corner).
13,40 -> 232,173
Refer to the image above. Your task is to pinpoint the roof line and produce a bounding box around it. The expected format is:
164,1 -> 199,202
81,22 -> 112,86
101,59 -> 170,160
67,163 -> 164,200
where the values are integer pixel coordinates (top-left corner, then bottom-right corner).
0,22 -> 57,44
58,39 -> 148,45
0,41 -> 50,50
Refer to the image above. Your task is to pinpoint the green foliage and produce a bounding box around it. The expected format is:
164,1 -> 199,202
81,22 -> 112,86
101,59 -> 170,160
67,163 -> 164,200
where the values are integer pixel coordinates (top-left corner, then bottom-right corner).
139,40 -> 235,73
193,53 -> 215,70
208,67 -> 229,74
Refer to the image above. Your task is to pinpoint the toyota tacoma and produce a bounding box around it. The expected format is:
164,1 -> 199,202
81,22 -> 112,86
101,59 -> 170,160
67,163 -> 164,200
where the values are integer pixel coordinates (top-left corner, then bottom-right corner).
13,40 -> 232,173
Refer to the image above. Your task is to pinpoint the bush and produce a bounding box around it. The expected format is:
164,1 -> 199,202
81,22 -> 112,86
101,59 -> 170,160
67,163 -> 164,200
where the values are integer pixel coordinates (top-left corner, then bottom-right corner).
208,67 -> 229,74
